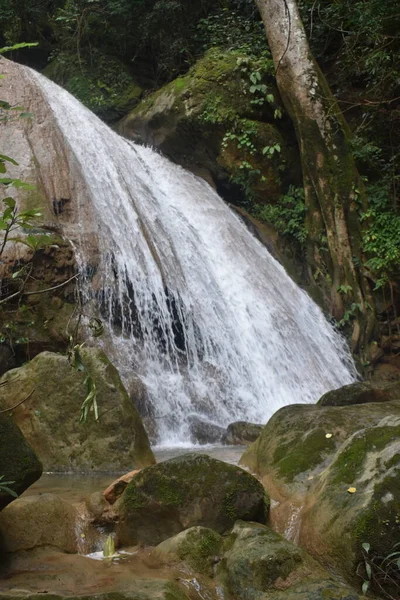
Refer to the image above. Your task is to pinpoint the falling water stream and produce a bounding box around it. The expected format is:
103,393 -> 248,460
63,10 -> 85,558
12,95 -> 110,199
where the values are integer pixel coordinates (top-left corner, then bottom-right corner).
28,68 -> 356,444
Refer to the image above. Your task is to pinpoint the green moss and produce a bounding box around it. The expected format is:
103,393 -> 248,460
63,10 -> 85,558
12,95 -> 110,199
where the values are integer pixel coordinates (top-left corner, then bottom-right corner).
273,428 -> 336,482
178,529 -> 222,575
354,471 -> 400,557
330,426 -> 400,485
174,77 -> 186,91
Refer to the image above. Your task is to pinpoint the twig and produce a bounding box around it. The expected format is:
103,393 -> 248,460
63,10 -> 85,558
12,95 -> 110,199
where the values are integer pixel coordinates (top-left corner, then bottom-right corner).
0,273 -> 78,305
0,389 -> 34,413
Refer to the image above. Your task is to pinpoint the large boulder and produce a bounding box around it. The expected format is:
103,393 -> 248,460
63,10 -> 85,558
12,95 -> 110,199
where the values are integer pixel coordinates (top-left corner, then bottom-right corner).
0,349 -> 155,471
0,493 -> 78,553
118,48 -> 297,202
318,379 -> 400,406
0,413 -> 42,510
240,398 -> 400,590
116,453 -> 267,546
218,521 -> 363,600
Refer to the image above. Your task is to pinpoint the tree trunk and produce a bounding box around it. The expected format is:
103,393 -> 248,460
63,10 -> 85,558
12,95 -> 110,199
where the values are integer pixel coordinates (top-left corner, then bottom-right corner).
255,0 -> 376,355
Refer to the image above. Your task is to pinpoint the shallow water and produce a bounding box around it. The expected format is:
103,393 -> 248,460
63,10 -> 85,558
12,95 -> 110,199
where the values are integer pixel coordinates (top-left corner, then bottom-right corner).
22,445 -> 245,504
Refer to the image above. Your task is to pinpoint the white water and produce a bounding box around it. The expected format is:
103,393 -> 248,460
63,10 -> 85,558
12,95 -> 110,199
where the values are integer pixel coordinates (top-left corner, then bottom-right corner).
28,68 -> 356,444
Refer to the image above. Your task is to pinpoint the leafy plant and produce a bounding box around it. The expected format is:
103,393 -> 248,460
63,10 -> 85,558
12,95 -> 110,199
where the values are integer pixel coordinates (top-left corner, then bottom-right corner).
0,475 -> 18,498
358,541 -> 400,599
256,186 -> 307,247
68,340 -> 99,423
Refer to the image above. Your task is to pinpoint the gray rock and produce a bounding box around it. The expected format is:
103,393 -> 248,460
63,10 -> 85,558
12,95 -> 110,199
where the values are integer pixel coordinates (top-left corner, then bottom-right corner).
223,421 -> 264,445
188,416 -> 226,444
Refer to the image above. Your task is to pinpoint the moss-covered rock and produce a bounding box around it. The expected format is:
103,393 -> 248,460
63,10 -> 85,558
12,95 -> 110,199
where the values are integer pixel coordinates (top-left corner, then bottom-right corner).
240,399 -> 400,589
217,521 -> 363,600
300,424 -> 400,588
0,414 -> 42,510
0,493 -> 78,553
116,453 -> 268,546
43,51 -> 143,123
0,349 -> 155,471
222,421 -> 264,445
318,379 -> 400,406
152,526 -> 222,576
118,48 -> 295,203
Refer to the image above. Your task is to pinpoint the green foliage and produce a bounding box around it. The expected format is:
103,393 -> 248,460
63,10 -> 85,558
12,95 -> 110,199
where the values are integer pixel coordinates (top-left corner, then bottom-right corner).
255,186 -> 307,247
359,540 -> 400,599
68,341 -> 99,423
197,8 -> 268,57
0,474 -> 18,498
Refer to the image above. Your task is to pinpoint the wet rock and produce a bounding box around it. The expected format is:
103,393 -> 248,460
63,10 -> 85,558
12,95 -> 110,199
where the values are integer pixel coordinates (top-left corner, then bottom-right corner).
116,453 -> 268,546
240,399 -> 400,588
188,416 -> 226,444
223,421 -> 264,445
318,379 -> 400,406
217,521 -> 363,600
0,348 -> 155,472
0,493 -> 78,553
104,470 -> 141,505
152,526 -> 222,576
0,413 -> 42,511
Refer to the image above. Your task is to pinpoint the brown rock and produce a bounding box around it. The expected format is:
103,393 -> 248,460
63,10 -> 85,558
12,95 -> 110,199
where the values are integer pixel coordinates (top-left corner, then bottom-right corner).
104,469 -> 141,505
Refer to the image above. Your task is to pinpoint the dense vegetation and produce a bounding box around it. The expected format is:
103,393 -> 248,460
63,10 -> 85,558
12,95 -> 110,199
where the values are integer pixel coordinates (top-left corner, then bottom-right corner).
0,0 -> 399,359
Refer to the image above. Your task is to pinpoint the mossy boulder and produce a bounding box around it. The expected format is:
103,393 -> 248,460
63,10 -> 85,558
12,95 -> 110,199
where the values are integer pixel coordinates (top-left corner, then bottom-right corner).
0,349 -> 155,471
0,493 -> 78,553
43,51 -> 143,123
116,453 -> 268,546
223,421 -> 264,445
152,526 -> 222,576
318,379 -> 400,406
217,521 -> 363,600
0,414 -> 42,510
300,424 -> 400,589
240,399 -> 400,589
119,48 -> 295,202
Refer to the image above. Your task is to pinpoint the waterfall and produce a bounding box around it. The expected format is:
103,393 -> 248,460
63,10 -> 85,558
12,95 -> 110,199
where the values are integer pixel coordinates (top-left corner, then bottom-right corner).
28,68 -> 356,445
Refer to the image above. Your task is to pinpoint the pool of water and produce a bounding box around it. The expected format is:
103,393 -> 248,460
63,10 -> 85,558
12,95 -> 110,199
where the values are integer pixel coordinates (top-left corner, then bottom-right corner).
23,445 -> 245,504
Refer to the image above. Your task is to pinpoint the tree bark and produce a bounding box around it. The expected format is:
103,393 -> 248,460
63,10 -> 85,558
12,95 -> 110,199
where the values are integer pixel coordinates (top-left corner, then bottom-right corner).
255,0 -> 376,354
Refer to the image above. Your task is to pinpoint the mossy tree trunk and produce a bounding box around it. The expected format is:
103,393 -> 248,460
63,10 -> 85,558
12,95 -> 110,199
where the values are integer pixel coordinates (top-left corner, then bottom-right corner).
255,0 -> 376,354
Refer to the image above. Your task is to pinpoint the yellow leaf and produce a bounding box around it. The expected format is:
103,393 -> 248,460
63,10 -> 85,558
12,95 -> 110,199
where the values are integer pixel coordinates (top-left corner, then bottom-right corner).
325,433 -> 333,439
347,487 -> 357,494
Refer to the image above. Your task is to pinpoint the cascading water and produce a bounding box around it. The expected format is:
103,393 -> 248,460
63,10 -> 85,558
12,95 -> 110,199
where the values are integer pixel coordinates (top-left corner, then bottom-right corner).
28,68 -> 356,444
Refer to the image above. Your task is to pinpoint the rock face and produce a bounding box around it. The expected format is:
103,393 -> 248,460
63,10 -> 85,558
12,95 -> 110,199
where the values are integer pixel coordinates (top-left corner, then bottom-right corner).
118,48 -> 298,201
218,521 -> 363,600
240,398 -> 400,587
223,421 -> 264,445
116,453 -> 268,546
0,413 -> 42,510
153,526 -> 222,576
0,348 -> 155,471
0,493 -> 78,553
